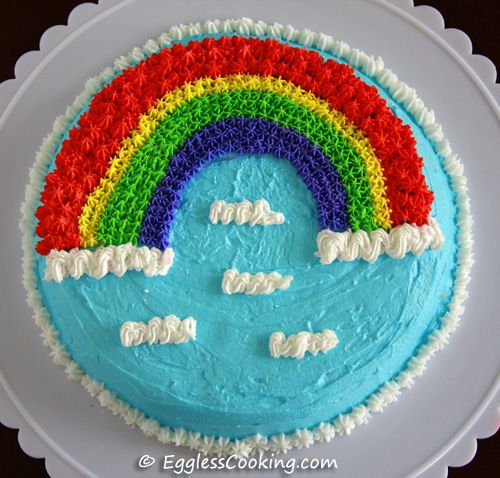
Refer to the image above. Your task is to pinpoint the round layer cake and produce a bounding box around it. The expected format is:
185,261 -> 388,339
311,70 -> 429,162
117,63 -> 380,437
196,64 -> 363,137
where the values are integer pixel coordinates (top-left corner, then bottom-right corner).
22,18 -> 472,454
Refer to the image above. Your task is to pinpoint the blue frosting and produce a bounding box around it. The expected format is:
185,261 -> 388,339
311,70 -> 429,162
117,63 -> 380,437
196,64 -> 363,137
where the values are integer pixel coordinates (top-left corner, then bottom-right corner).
33,34 -> 458,439
141,117 -> 350,248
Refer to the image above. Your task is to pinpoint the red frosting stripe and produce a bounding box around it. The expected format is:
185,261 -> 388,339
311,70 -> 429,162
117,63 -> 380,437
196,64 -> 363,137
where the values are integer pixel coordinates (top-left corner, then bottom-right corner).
35,36 -> 433,255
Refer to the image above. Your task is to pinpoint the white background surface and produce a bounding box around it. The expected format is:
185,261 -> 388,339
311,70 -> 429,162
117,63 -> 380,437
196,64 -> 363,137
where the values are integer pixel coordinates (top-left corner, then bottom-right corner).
0,1 -> 499,477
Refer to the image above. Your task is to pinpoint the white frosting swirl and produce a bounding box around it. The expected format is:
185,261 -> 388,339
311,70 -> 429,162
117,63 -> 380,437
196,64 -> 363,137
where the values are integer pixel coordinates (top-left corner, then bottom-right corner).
120,315 -> 196,347
222,269 -> 293,295
316,218 -> 444,264
44,244 -> 174,282
209,199 -> 285,226
269,329 -> 339,359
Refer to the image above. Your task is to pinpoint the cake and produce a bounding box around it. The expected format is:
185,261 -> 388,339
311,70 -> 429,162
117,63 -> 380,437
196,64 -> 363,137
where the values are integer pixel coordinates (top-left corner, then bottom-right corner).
21,18 -> 472,455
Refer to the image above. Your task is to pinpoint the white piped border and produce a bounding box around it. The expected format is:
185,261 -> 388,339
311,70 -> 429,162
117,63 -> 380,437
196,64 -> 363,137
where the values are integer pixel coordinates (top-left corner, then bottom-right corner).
20,17 -> 473,456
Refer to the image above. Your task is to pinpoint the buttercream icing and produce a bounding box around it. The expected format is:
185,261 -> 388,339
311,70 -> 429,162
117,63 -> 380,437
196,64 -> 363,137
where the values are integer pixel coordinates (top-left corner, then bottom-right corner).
269,329 -> 339,358
222,269 -> 293,295
20,18 -> 473,456
316,218 -> 444,264
209,199 -> 285,226
44,244 -> 174,282
120,315 -> 196,347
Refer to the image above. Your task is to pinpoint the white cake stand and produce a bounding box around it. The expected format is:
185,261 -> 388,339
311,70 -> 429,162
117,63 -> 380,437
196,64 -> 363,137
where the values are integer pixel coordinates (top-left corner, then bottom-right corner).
0,1 -> 498,477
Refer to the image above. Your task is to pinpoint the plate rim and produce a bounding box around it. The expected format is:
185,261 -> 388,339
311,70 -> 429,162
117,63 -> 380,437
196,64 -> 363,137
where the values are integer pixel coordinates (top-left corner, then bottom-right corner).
1,1 -> 498,477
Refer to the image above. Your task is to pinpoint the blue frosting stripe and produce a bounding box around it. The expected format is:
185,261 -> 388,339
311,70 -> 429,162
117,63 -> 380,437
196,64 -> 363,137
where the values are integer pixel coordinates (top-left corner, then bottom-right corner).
139,117 -> 349,248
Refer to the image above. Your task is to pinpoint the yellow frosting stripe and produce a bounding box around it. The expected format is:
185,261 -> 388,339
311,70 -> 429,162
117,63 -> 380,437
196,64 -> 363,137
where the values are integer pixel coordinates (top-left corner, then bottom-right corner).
79,75 -> 391,247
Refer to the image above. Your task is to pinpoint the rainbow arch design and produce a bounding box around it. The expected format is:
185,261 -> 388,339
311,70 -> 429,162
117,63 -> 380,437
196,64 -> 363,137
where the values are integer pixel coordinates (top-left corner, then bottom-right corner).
36,35 -> 441,280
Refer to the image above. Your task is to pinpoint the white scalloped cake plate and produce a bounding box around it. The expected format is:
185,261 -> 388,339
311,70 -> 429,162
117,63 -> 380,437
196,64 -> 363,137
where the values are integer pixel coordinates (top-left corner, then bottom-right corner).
0,1 -> 498,477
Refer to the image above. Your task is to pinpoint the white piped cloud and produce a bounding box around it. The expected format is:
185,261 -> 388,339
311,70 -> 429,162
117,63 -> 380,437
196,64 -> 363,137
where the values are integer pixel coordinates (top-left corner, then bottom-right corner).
222,269 -> 293,295
209,199 -> 284,226
120,315 -> 196,347
316,218 -> 444,264
270,329 -> 339,359
45,244 -> 174,282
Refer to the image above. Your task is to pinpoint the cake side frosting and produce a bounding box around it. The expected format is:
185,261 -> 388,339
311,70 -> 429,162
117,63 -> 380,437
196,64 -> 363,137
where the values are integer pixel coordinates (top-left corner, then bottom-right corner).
21,18 -> 473,456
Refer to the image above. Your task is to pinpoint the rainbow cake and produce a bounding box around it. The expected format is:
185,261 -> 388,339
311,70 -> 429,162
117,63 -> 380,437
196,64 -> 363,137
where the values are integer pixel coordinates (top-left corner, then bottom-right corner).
21,18 -> 472,455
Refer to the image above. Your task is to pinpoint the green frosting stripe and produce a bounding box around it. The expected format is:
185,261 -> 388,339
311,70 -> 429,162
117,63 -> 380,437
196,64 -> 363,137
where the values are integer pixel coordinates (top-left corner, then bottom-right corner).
98,90 -> 377,245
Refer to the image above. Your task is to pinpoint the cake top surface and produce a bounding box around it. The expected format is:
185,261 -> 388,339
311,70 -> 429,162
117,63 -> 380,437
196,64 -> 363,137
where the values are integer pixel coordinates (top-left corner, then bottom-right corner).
21,18 -> 472,456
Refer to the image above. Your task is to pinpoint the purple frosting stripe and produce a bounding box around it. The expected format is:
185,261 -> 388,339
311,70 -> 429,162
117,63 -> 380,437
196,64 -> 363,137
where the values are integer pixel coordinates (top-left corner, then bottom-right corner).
140,118 -> 349,249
